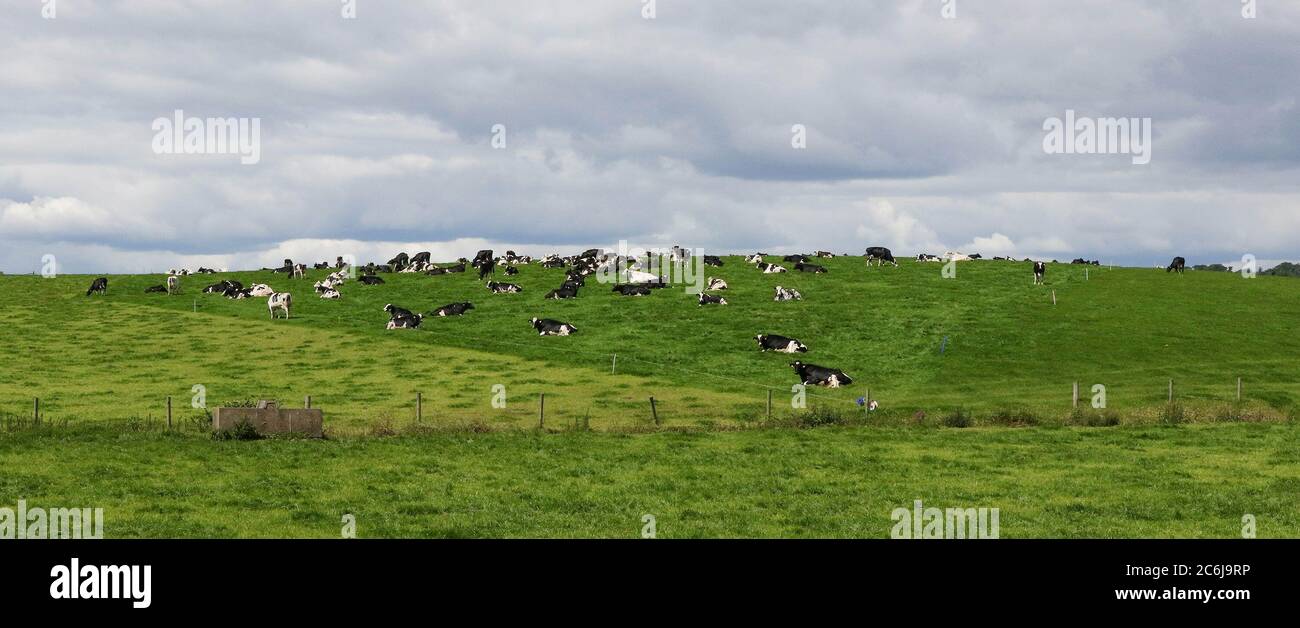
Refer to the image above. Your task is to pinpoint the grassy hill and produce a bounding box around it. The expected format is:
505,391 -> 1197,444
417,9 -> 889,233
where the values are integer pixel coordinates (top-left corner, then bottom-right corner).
2,256 -> 1298,430
2,256 -> 1298,537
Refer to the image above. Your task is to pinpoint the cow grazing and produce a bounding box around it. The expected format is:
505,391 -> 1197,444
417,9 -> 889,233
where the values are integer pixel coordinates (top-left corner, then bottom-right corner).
773,286 -> 802,301
795,261 -> 827,274
546,285 -> 579,300
865,247 -> 898,267
166,275 -> 181,295
1033,261 -> 1046,285
755,334 -> 808,353
1167,257 -> 1186,274
85,277 -> 108,296
267,292 -> 292,319
705,277 -> 728,291
359,275 -> 385,285
790,361 -> 853,388
698,293 -> 728,306
144,285 -> 168,293
487,281 -> 523,294
703,255 -> 724,267
530,317 -> 578,336
613,284 -> 652,297
757,262 -> 787,274
432,302 -> 474,317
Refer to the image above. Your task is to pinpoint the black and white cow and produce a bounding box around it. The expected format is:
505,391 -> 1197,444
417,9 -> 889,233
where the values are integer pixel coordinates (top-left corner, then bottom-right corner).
1033,261 -> 1046,285
790,361 -> 853,388
409,251 -> 432,267
795,261 -> 827,274
268,292 -> 292,319
773,286 -> 802,301
503,265 -> 519,276
487,281 -> 523,294
204,280 -> 238,294
85,277 -> 108,296
313,262 -> 331,270
1167,257 -> 1186,274
318,288 -> 341,299
546,285 -> 579,300
386,313 -> 422,329
384,304 -> 416,320
814,251 -> 835,259
744,254 -> 765,264
291,263 -> 307,279
698,293 -> 728,306
432,302 -> 474,317
249,284 -> 275,297
916,253 -> 943,263
703,255 -> 724,267
613,284 -> 652,296
755,334 -> 808,353
865,247 -> 898,267
783,254 -> 809,263
387,252 -> 410,272
166,275 -> 181,295
359,275 -> 385,285
757,262 -> 787,274
530,317 -> 578,336
144,284 -> 168,293
705,277 -> 728,291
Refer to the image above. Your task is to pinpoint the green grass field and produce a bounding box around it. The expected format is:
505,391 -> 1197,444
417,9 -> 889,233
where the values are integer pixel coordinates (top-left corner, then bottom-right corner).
1,256 -> 1298,537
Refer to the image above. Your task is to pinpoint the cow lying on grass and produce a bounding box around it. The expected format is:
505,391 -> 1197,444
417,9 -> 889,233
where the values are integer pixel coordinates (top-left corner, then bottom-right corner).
755,334 -> 808,353
488,281 -> 523,293
774,286 -> 802,301
790,361 -> 852,388
697,293 -> 728,306
530,318 -> 578,336
431,302 -> 474,317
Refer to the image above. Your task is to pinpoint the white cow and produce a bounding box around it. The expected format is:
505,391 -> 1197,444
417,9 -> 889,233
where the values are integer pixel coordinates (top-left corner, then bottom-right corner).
705,277 -> 728,291
774,286 -> 802,301
268,292 -> 292,319
249,284 -> 275,297
166,275 -> 180,295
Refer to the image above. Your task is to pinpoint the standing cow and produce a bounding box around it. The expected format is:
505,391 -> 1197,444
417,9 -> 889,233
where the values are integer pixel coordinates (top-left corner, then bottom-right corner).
1167,257 -> 1186,274
865,247 -> 898,267
1033,261 -> 1046,285
268,292 -> 292,319
166,275 -> 181,295
85,277 -> 108,296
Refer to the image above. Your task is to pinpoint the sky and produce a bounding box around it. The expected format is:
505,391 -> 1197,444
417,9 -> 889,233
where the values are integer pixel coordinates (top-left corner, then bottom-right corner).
1,0 -> 1298,274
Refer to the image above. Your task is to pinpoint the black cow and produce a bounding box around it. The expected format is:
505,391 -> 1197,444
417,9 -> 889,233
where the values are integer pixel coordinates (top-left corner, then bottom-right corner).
703,255 -> 724,267
697,293 -> 728,306
444,263 -> 466,273
530,317 -> 578,336
487,281 -> 523,293
613,284 -> 652,296
387,252 -> 410,271
471,250 -> 494,268
783,254 -> 809,263
790,361 -> 853,388
359,275 -> 385,285
1033,261 -> 1046,285
755,334 -> 808,353
410,252 -> 432,267
795,261 -> 827,273
144,285 -> 168,293
1167,257 -> 1186,274
85,277 -> 108,296
478,256 -> 496,280
431,302 -> 474,317
545,285 -> 579,300
503,266 -> 519,276
865,247 -> 898,267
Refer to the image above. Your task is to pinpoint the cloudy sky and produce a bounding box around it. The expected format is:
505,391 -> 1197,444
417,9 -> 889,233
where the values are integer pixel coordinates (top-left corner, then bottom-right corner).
2,0 -> 1297,273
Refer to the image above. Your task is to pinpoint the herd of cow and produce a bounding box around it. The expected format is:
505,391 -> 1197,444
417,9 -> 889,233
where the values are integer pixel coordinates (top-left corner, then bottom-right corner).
79,248 -> 1191,388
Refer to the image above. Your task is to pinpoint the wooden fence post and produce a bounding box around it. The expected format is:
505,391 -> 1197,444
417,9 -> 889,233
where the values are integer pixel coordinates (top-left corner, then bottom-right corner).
34,397 -> 40,427
167,396 -> 173,430
305,395 -> 312,409
538,393 -> 545,429
1237,377 -> 1242,402
650,397 -> 659,426
416,392 -> 422,423
767,390 -> 773,420
1072,382 -> 1079,409
1168,379 -> 1174,402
